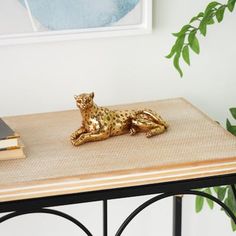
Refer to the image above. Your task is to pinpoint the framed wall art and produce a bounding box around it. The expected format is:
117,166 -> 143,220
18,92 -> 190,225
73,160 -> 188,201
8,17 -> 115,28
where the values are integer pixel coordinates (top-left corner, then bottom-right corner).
0,0 -> 152,45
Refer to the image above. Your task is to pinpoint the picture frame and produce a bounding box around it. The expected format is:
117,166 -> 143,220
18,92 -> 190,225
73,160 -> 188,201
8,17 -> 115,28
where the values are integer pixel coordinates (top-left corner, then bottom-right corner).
0,0 -> 152,46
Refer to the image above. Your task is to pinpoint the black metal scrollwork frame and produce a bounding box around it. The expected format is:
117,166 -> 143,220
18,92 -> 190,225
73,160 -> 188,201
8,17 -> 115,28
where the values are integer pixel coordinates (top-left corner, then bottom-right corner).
115,188 -> 236,236
1,174 -> 236,236
0,208 -> 93,236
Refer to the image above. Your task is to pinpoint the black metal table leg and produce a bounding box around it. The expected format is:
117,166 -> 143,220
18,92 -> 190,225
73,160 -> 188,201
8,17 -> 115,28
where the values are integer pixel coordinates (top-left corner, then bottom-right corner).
103,199 -> 108,236
173,195 -> 182,236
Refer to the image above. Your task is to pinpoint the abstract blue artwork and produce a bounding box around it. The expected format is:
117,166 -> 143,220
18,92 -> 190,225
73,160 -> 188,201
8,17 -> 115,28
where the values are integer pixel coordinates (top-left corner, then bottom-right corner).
19,0 -> 140,30
0,0 -> 151,45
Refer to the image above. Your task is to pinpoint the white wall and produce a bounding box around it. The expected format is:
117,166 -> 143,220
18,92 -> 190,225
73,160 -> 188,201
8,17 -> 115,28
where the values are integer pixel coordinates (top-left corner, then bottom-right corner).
0,0 -> 236,235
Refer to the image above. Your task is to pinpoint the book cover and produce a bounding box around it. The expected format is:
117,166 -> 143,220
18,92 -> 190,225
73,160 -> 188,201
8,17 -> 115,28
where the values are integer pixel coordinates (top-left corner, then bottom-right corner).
0,118 -> 16,140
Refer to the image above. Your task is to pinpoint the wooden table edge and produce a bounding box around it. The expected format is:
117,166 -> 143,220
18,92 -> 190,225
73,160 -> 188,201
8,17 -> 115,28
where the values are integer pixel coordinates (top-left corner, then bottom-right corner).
1,156 -> 236,202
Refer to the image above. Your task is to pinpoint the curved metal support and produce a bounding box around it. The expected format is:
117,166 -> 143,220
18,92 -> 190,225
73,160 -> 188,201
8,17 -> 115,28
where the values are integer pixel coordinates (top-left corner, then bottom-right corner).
0,208 -> 93,236
115,190 -> 236,236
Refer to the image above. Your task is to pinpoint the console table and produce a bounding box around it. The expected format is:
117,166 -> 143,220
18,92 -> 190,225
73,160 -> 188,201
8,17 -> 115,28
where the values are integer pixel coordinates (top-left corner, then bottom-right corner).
1,98 -> 236,236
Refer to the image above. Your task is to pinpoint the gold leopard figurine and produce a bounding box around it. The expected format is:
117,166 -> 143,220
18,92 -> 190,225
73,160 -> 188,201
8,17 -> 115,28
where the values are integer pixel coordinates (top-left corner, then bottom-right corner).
71,92 -> 168,146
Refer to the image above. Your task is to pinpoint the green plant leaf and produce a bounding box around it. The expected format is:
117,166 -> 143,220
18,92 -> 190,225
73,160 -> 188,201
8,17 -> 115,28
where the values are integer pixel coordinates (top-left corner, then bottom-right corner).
230,108 -> 236,120
205,1 -> 222,14
199,23 -> 207,36
228,125 -> 236,135
172,25 -> 192,37
173,54 -> 183,77
197,12 -> 205,18
227,118 -> 232,130
205,188 -> 214,209
175,34 -> 186,53
207,18 -> 215,24
190,12 -> 204,23
217,187 -> 227,201
216,6 -> 226,22
213,186 -> 219,194
230,186 -> 236,202
166,0 -> 235,78
182,45 -> 190,65
190,16 -> 199,23
199,8 -> 215,35
231,220 -> 236,231
202,2 -> 220,27
166,44 -> 176,59
188,31 -> 200,54
226,188 -> 236,210
226,119 -> 236,135
196,195 -> 204,213
228,0 -> 236,12
223,198 -> 230,216
195,188 -> 204,191
188,30 -> 196,44
189,16 -> 198,23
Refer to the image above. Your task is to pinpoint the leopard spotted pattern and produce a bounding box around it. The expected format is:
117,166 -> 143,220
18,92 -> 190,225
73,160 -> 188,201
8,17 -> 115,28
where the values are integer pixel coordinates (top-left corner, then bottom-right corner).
71,93 -> 168,146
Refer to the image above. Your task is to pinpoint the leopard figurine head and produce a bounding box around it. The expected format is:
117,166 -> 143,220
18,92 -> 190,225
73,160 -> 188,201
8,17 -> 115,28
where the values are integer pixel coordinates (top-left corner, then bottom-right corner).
74,92 -> 95,110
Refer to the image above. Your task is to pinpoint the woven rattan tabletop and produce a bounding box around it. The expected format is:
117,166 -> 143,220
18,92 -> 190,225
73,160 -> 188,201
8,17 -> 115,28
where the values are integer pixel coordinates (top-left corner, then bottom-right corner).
1,98 -> 236,202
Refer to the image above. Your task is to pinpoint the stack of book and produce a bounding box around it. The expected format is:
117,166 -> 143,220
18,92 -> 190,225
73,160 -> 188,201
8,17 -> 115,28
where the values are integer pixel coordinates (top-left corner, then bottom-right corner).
0,118 -> 25,160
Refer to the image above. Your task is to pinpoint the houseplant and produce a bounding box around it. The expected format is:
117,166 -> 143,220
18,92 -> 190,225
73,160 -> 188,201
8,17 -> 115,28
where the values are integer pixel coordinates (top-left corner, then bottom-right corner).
166,0 -> 236,231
